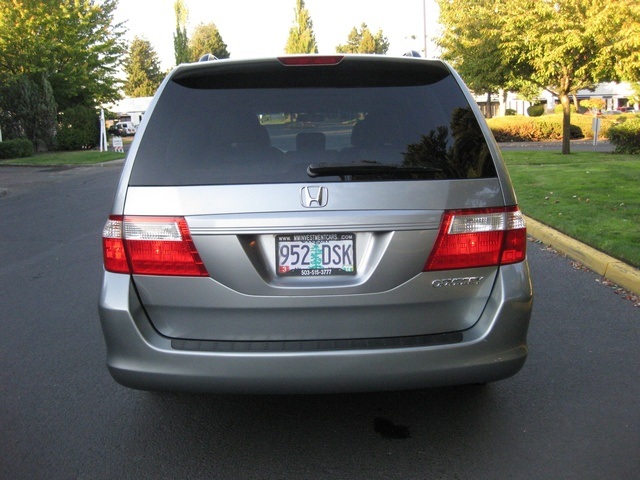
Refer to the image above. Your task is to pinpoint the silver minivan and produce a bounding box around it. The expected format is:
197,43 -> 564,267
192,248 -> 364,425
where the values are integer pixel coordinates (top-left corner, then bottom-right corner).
99,55 -> 533,394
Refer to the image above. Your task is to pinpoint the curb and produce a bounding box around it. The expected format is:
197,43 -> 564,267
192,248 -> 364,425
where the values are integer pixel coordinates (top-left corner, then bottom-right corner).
525,216 -> 640,295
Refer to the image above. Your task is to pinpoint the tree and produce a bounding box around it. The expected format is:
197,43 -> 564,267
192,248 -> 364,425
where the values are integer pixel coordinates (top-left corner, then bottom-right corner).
579,98 -> 606,115
284,0 -> 318,54
0,0 -> 126,111
173,0 -> 190,65
498,0 -> 640,154
336,23 -> 389,54
189,23 -> 230,61
436,0 -> 512,118
629,83 -> 640,109
56,105 -> 100,151
0,73 -> 57,149
123,37 -> 164,97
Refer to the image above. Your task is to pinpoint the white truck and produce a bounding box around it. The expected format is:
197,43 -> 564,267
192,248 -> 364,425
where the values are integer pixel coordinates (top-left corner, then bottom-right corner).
115,112 -> 145,136
114,121 -> 137,136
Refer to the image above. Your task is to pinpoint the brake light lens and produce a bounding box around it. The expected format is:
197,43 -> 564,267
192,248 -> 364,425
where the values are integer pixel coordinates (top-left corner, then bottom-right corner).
277,55 -> 344,66
424,207 -> 526,271
102,215 -> 208,277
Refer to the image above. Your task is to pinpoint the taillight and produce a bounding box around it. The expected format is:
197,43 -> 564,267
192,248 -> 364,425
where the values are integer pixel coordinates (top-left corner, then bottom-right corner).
277,55 -> 344,66
102,215 -> 209,277
424,207 -> 526,271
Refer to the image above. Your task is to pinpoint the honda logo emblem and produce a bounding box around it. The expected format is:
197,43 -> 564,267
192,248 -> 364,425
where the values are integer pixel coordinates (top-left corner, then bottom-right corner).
300,186 -> 328,208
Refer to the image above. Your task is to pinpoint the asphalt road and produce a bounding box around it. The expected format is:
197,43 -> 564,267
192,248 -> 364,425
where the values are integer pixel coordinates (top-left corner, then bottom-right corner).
1,164 -> 638,479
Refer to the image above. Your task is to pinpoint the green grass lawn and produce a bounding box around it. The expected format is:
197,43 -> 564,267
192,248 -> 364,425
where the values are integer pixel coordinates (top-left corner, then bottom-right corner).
503,150 -> 640,268
0,149 -> 125,166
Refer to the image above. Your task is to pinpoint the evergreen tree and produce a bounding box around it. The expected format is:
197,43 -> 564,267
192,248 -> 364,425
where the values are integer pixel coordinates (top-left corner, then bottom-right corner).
56,105 -> 100,151
0,73 -> 57,149
123,37 -> 164,97
173,0 -> 190,64
284,0 -> 318,54
309,243 -> 322,270
189,23 -> 230,61
336,24 -> 389,54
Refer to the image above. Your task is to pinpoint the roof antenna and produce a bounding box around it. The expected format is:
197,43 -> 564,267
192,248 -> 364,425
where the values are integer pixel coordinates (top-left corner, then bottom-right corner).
198,53 -> 219,62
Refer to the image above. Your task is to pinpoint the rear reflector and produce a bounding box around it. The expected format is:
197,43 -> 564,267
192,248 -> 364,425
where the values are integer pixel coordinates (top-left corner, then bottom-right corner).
424,207 -> 526,271
278,55 -> 344,66
102,216 -> 208,277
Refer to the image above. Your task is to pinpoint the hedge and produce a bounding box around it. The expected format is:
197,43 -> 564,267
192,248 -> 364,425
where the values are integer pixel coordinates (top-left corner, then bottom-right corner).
487,114 -> 582,141
56,105 -> 99,151
607,116 -> 640,154
0,138 -> 34,159
486,113 -> 622,142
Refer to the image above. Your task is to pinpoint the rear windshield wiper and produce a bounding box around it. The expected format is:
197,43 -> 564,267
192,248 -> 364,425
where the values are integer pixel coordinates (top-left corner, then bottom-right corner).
307,162 -> 442,180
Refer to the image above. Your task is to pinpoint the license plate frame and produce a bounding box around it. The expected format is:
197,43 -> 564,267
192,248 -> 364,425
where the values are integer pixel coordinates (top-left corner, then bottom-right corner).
276,233 -> 356,277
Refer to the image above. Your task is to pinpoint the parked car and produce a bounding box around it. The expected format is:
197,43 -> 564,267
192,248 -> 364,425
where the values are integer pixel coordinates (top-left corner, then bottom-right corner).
115,121 -> 137,136
99,55 -> 533,394
107,124 -> 123,136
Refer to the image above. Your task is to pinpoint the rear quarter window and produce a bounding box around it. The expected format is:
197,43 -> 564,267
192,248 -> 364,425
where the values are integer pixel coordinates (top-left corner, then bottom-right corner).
129,58 -> 496,186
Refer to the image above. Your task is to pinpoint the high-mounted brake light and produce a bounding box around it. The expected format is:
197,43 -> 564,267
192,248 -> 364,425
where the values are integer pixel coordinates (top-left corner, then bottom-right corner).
424,207 -> 527,271
277,55 -> 344,66
102,215 -> 208,277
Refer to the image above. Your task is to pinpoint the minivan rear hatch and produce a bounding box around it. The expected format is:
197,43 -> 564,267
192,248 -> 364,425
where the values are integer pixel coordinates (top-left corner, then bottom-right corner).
111,56 -> 525,344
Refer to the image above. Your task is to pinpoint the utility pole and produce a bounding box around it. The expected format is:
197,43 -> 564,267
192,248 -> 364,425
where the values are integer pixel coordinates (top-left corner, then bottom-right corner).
423,0 -> 427,57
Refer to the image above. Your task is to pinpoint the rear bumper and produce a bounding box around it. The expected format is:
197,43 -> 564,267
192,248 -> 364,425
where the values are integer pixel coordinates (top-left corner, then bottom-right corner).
98,263 -> 533,394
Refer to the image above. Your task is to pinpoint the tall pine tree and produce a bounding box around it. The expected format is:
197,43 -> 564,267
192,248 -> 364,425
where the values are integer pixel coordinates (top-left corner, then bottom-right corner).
336,24 -> 389,54
189,23 -> 230,61
123,37 -> 163,97
284,0 -> 318,54
173,0 -> 190,64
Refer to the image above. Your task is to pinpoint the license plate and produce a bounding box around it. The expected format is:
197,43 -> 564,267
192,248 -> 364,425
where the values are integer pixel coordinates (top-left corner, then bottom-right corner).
276,233 -> 356,276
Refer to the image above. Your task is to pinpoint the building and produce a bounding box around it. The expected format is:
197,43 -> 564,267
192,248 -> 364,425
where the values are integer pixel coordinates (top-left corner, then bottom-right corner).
103,96 -> 153,126
475,82 -> 637,117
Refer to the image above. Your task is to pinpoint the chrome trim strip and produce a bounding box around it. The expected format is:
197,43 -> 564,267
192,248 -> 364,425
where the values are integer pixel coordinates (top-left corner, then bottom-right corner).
190,221 -> 439,235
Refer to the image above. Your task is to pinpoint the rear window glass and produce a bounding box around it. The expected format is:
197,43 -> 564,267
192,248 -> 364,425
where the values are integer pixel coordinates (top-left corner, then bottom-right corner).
129,59 -> 496,186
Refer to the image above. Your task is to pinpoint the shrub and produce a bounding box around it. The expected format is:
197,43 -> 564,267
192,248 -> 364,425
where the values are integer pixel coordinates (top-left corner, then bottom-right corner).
607,116 -> 640,154
0,138 -> 34,159
527,104 -> 545,117
554,104 -> 578,114
580,98 -> 606,114
0,74 -> 57,150
487,114 -> 583,142
505,108 -> 517,116
56,105 -> 99,151
570,113 -> 622,139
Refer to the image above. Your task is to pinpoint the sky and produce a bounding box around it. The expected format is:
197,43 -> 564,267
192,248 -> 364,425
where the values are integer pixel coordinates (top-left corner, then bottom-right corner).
113,0 -> 442,71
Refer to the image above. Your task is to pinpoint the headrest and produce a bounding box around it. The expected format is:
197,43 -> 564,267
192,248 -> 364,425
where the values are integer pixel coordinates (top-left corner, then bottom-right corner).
350,113 -> 404,148
296,132 -> 326,151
